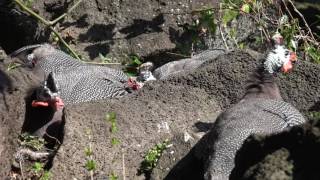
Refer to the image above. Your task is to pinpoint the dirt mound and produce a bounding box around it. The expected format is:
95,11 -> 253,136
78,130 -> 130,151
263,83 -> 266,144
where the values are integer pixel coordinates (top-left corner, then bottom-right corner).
0,58 -> 220,179
231,116 -> 320,180
0,58 -> 43,177
48,81 -> 219,179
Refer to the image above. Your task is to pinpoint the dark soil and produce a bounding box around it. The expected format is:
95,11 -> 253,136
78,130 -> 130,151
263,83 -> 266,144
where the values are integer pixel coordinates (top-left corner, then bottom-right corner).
231,117 -> 320,180
1,0 -> 320,179
0,0 -> 218,65
1,48 -> 320,179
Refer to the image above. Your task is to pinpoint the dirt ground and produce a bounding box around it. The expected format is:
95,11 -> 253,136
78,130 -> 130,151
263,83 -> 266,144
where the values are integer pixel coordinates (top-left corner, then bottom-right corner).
0,0 -> 320,179
1,49 -> 320,179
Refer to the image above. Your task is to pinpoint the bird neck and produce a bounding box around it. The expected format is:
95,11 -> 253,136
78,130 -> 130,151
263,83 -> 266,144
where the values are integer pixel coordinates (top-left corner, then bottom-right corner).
242,65 -> 282,101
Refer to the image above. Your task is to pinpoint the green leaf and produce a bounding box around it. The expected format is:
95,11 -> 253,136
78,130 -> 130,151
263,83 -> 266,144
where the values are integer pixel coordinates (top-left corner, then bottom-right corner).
40,171 -> 52,180
241,4 -> 251,13
106,112 -> 116,122
84,147 -> 93,156
7,62 -> 21,71
85,160 -> 97,171
139,139 -> 169,173
199,9 -> 216,34
125,72 -> 137,77
99,53 -> 111,63
306,45 -> 320,63
131,55 -> 142,65
239,42 -> 245,49
110,122 -> 118,133
32,162 -> 44,174
222,9 -> 239,25
109,172 -> 118,180
111,138 -> 120,146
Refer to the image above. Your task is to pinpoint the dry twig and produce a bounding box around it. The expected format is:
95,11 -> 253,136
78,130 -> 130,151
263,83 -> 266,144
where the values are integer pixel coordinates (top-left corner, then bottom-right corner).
13,0 -> 83,60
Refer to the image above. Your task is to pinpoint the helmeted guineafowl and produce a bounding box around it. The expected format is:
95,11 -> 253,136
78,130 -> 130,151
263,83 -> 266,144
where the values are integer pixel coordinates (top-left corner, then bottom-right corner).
11,44 -> 139,105
203,36 -> 306,180
153,49 -> 226,80
10,43 -> 129,83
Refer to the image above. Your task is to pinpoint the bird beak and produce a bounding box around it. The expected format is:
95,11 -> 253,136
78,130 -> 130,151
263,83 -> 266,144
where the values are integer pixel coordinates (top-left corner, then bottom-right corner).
281,52 -> 297,73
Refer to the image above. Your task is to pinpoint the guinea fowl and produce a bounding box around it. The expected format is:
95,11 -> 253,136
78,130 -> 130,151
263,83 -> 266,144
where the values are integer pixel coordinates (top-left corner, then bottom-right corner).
203,36 -> 306,180
153,49 -> 226,80
10,44 -> 140,105
10,44 -> 128,82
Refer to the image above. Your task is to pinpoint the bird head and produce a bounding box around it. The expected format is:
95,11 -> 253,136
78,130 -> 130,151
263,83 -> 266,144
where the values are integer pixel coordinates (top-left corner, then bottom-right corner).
264,44 -> 297,74
10,44 -> 55,69
32,72 -> 64,111
137,62 -> 156,82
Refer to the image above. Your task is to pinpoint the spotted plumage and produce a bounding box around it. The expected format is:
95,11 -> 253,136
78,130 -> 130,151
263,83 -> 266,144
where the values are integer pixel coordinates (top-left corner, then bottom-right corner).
11,44 -> 132,104
203,44 -> 305,180
153,49 -> 226,80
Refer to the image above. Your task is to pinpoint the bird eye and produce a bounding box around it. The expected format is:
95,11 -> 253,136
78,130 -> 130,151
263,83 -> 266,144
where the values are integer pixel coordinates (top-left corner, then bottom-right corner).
284,50 -> 289,56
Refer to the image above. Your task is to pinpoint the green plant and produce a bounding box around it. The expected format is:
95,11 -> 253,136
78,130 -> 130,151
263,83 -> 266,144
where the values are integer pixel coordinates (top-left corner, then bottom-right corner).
308,111 -> 320,121
108,172 -> 118,180
22,0 -> 34,8
84,128 -> 96,180
6,62 -> 21,71
305,44 -> 320,63
84,147 -> 93,156
40,171 -> 52,180
222,8 -> 238,26
106,112 -> 118,133
19,133 -> 45,151
187,7 -> 217,44
124,55 -> 142,76
31,162 -> 52,180
98,53 -> 112,63
85,159 -> 97,171
139,139 -> 169,173
111,137 -> 120,146
279,17 -> 299,50
32,162 -> 44,175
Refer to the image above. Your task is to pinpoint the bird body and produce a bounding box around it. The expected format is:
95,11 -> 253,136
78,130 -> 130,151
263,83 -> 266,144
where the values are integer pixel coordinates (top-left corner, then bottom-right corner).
11,44 -> 133,105
47,66 -> 129,104
204,98 -> 306,180
203,41 -> 305,179
153,49 -> 226,80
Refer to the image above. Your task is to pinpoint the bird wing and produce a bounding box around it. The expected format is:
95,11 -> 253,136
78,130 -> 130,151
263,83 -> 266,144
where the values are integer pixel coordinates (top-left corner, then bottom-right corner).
154,49 -> 226,79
